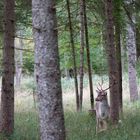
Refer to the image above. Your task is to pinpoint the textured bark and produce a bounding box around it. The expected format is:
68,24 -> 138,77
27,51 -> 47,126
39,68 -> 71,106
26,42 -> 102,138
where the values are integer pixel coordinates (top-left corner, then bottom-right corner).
66,0 -> 80,111
136,0 -> 140,59
0,0 -> 15,134
115,25 -> 123,113
127,17 -> 138,102
79,0 -> 85,111
32,0 -> 66,140
83,0 -> 94,109
114,0 -> 123,113
105,0 -> 119,124
136,26 -> 140,59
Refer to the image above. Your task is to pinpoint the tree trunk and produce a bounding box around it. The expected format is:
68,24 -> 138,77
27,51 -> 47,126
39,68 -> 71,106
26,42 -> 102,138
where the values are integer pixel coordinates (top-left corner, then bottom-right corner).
114,0 -> 123,114
15,32 -> 23,87
79,0 -> 85,111
136,25 -> 140,60
66,0 -> 80,111
83,0 -> 94,109
135,0 -> 140,59
0,0 -> 15,134
115,25 -> 123,114
32,0 -> 66,140
127,16 -> 138,102
105,0 -> 119,124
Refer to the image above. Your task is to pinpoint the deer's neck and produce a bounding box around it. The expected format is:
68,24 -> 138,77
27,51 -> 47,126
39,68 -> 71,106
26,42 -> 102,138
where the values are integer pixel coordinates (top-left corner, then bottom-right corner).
101,99 -> 108,106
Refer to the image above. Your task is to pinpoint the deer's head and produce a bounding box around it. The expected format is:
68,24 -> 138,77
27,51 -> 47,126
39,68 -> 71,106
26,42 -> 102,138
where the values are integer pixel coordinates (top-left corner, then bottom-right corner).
95,82 -> 109,102
96,90 -> 107,102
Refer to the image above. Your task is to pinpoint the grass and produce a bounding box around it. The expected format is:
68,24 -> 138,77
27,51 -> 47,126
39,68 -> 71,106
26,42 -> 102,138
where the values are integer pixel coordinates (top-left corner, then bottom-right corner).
0,74 -> 140,140
65,109 -> 140,140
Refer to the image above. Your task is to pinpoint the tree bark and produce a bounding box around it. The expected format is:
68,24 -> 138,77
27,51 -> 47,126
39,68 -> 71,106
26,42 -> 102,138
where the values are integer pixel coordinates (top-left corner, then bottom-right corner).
136,25 -> 140,60
66,0 -> 80,111
127,16 -> 138,102
115,25 -> 123,114
79,0 -> 85,111
135,0 -> 140,59
105,0 -> 119,124
32,0 -> 66,140
0,0 -> 15,134
15,32 -> 23,88
114,0 -> 123,114
83,0 -> 94,109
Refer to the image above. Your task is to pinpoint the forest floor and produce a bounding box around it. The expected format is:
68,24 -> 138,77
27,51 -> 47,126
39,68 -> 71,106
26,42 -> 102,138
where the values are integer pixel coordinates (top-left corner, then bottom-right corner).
0,75 -> 140,140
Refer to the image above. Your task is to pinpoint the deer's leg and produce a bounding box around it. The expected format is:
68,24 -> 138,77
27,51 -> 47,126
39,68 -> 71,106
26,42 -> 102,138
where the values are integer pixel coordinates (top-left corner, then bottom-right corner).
99,120 -> 104,132
102,120 -> 108,131
96,119 -> 103,133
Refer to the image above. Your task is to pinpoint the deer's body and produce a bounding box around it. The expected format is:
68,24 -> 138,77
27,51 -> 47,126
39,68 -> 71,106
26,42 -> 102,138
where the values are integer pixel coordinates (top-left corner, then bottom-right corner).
95,99 -> 109,120
95,84 -> 110,133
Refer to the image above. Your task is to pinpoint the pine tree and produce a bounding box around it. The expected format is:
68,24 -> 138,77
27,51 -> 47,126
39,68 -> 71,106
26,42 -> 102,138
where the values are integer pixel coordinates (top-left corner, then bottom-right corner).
0,0 -> 15,134
32,0 -> 66,139
105,0 -> 119,124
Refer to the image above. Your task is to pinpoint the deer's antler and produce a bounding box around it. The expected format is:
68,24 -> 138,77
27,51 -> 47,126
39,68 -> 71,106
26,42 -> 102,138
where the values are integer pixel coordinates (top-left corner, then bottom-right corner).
97,80 -> 104,91
96,78 -> 116,93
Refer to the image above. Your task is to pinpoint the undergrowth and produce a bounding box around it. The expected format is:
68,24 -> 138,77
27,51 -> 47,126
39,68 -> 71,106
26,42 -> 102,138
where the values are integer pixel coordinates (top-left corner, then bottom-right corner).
0,75 -> 140,140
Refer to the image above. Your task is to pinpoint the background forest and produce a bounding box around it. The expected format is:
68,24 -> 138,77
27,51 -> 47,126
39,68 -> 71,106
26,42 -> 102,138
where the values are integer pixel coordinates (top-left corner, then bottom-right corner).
0,0 -> 140,140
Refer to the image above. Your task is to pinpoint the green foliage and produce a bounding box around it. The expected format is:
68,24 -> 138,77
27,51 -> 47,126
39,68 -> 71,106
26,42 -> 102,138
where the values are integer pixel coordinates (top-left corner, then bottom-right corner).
0,0 -> 126,76
15,0 -> 32,27
57,0 -> 109,74
90,45 -> 107,74
22,52 -> 34,75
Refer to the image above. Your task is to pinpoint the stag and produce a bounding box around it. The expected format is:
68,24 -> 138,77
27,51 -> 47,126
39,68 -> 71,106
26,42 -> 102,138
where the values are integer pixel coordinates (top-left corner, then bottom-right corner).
95,83 -> 110,133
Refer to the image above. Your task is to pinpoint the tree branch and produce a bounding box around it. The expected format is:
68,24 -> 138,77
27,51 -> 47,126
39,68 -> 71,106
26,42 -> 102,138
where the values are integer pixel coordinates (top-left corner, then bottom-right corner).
0,47 -> 34,53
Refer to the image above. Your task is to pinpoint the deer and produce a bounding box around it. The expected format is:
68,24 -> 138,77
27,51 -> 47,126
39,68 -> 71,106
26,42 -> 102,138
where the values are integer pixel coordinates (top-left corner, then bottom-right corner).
95,82 -> 111,133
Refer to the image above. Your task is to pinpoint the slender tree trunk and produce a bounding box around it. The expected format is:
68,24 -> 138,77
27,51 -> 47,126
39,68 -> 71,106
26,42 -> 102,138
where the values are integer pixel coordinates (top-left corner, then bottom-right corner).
115,25 -> 123,114
127,16 -> 138,102
83,0 -> 94,109
66,0 -> 80,111
105,0 -> 119,124
15,32 -> 23,87
136,25 -> 140,60
135,0 -> 140,59
64,54 -> 69,79
0,0 -> 15,134
79,0 -> 85,111
114,0 -> 123,114
32,0 -> 66,140
121,35 -> 126,73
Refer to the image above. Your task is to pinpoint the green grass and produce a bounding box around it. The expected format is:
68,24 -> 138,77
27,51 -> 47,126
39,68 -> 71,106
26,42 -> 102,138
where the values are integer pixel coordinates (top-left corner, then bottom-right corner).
0,111 -> 39,140
65,108 -> 140,140
0,75 -> 140,140
1,105 -> 140,140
